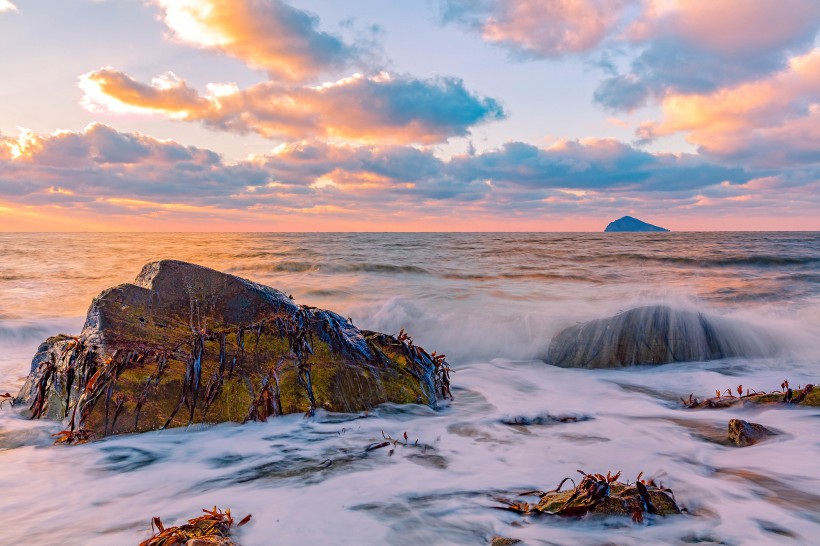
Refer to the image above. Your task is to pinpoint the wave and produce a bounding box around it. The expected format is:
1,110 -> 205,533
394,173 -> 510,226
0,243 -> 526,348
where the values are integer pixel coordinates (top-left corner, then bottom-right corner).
269,261 -> 320,273
0,317 -> 84,346
578,254 -> 820,267
235,262 -> 431,275
341,264 -> 429,275
0,323 -> 55,344
348,296 -> 820,364
441,272 -> 598,282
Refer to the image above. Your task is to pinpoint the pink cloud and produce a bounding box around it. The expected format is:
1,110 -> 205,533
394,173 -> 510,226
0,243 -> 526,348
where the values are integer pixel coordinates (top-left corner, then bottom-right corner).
482,0 -> 629,55
445,0 -> 632,57
628,0 -> 820,57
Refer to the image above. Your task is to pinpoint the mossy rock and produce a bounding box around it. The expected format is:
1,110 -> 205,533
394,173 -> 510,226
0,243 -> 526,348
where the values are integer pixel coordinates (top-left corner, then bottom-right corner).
16,260 -> 450,440
498,473 -> 681,521
534,482 -> 680,517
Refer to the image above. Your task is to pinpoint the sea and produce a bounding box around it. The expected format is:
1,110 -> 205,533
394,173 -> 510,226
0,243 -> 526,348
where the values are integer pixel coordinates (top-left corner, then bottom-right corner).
0,232 -> 818,545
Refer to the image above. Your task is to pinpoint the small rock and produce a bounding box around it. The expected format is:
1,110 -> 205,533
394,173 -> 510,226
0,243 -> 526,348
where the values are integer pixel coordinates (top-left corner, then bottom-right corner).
187,538 -> 237,546
491,538 -> 522,546
728,419 -> 775,446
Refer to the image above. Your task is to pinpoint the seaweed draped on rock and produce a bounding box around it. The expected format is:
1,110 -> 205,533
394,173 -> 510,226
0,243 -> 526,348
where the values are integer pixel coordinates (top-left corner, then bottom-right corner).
546,305 -> 779,369
16,260 -> 450,439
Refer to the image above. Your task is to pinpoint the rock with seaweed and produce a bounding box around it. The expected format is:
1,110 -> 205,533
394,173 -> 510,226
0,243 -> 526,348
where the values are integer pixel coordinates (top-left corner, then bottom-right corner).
15,260 -> 451,441
547,305 -> 778,368
490,538 -> 521,546
140,506 -> 250,546
497,470 -> 681,522
681,382 -> 817,409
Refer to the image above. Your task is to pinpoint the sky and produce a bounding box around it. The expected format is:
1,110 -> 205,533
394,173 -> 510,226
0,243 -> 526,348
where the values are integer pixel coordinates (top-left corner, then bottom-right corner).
1,0 -> 819,231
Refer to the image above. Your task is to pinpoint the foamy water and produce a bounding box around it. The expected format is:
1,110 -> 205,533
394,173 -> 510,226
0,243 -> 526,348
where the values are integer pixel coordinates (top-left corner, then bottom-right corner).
1,232 -> 818,545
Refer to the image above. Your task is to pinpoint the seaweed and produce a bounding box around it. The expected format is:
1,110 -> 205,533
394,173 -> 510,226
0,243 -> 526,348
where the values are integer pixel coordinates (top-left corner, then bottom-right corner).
682,381 -> 817,409
139,506 -> 251,546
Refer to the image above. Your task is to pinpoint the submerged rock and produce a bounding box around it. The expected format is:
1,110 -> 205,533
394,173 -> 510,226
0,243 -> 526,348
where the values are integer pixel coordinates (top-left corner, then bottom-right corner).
728,419 -> 776,446
16,260 -> 450,439
546,305 -> 777,368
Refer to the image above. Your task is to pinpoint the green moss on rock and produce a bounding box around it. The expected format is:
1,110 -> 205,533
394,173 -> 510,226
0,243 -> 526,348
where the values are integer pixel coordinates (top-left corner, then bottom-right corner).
17,260 -> 449,440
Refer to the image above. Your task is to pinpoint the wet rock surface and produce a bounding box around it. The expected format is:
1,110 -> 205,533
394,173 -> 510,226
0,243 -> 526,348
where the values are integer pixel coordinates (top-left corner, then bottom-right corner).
547,305 -> 777,368
490,537 -> 521,546
15,260 -> 450,440
728,419 -> 776,446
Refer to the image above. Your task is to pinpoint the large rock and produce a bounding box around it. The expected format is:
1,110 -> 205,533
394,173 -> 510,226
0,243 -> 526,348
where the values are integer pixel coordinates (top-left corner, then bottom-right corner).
16,261 -> 450,439
546,305 -> 778,368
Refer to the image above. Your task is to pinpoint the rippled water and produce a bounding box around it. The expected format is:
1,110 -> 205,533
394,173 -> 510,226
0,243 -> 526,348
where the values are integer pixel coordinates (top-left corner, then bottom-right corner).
1,232 -> 818,545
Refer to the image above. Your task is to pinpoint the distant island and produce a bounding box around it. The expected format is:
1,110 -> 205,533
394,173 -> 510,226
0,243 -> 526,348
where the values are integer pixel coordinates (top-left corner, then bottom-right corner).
604,216 -> 670,232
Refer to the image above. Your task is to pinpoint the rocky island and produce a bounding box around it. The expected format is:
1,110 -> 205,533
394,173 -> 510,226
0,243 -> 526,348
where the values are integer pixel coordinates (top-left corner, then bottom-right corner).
604,216 -> 669,232
15,260 -> 451,442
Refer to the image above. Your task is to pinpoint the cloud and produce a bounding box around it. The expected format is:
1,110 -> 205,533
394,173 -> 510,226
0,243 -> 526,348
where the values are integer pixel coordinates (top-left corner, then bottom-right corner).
441,0 -> 820,117
1,124 -> 769,226
637,49 -> 820,167
0,0 -> 17,12
627,0 -> 820,58
80,69 -> 505,144
441,0 -> 633,57
595,0 -> 820,109
79,0 -> 504,146
447,138 -> 747,192
153,0 -> 362,82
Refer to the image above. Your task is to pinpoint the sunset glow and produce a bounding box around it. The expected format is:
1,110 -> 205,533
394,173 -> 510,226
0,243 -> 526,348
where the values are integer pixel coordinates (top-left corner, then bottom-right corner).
1,1 -> 818,231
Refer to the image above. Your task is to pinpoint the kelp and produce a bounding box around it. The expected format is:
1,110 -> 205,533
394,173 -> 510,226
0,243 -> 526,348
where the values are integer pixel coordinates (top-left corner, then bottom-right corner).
496,470 -> 681,522
139,507 -> 251,546
682,381 -> 818,409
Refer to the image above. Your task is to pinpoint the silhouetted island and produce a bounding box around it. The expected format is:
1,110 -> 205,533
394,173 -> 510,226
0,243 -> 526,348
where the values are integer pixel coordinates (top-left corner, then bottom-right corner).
604,215 -> 669,232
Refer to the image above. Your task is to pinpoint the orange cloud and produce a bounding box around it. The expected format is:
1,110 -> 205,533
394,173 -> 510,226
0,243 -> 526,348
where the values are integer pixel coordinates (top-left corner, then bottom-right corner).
80,69 -> 209,117
637,49 -> 820,164
154,0 -> 360,82
80,68 -> 504,145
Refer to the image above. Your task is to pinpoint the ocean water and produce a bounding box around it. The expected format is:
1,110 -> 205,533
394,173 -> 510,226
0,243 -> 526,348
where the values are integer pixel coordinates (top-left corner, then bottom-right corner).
0,232 -> 818,545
